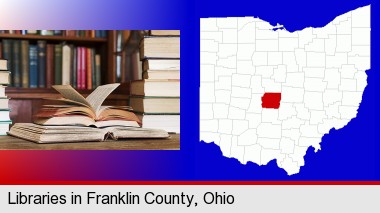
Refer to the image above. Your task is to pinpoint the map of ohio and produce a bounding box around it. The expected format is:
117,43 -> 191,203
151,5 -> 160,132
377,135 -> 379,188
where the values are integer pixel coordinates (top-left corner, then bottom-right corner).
200,5 -> 371,175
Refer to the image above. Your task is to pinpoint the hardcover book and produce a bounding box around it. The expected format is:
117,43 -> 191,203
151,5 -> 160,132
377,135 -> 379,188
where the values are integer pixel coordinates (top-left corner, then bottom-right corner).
140,36 -> 180,59
9,123 -> 169,143
130,80 -> 180,97
37,40 -> 47,88
130,96 -> 180,114
29,45 -> 38,88
34,83 -> 141,127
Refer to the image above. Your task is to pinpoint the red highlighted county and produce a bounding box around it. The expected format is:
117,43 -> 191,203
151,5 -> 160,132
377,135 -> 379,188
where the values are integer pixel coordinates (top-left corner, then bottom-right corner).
261,93 -> 281,109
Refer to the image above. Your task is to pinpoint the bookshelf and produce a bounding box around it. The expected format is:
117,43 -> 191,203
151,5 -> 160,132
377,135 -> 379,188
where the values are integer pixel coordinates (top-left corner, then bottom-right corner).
0,30 -> 130,123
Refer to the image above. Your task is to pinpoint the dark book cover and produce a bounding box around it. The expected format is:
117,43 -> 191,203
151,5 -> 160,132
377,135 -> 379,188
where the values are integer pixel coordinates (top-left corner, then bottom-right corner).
37,40 -> 46,88
12,40 -> 21,87
46,44 -> 54,88
54,44 -> 62,85
29,45 -> 38,88
21,40 -> 29,88
2,40 -> 12,83
95,54 -> 101,87
70,45 -> 76,88
95,31 -> 101,38
53,30 -> 63,36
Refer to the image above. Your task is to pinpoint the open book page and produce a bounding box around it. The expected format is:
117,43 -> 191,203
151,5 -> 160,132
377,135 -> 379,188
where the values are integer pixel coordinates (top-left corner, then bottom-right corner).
52,85 -> 91,107
85,83 -> 120,117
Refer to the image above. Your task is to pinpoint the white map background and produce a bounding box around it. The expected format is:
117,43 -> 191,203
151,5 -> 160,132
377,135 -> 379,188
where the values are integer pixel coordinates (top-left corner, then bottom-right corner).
200,6 -> 371,175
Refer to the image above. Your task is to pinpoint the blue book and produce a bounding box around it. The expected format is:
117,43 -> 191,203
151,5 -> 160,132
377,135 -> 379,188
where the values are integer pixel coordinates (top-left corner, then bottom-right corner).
37,40 -> 46,88
29,45 -> 38,88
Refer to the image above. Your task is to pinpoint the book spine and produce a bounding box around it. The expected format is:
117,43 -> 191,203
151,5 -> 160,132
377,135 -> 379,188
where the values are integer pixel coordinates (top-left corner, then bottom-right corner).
0,43 -> 2,59
62,44 -> 71,85
37,40 -> 46,88
86,48 -> 92,89
21,40 -> 30,88
95,54 -> 101,87
2,40 -> 12,84
53,30 -> 62,36
91,49 -> 96,88
12,40 -> 21,87
46,44 -> 54,88
81,47 -> 86,89
29,45 -> 38,88
76,47 -> 81,89
71,47 -> 78,88
54,44 -> 62,85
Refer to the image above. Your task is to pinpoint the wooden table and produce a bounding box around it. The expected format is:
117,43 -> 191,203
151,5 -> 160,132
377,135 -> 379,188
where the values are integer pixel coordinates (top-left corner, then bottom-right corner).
0,134 -> 180,150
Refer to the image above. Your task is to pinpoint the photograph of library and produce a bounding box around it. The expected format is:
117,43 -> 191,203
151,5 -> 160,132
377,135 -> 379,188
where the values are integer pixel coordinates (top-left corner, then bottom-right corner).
0,30 -> 180,150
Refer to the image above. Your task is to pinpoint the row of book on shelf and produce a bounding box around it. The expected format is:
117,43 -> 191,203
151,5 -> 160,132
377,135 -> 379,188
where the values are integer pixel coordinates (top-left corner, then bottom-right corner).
0,30 -> 108,38
131,30 -> 180,133
0,59 -> 11,135
0,39 -> 102,89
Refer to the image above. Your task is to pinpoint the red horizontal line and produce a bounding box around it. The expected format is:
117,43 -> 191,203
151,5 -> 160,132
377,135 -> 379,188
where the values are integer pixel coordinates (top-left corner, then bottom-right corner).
1,181 -> 380,185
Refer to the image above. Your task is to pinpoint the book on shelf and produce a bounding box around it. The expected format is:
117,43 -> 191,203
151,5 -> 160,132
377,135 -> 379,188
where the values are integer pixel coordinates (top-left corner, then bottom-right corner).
9,123 -> 169,143
54,44 -> 63,85
137,113 -> 180,133
21,40 -> 29,88
130,96 -> 180,114
29,45 -> 38,88
130,80 -> 180,97
34,83 -> 141,127
46,44 -> 54,88
37,40 -> 47,88
62,44 -> 71,85
149,30 -> 180,36
140,36 -> 180,59
12,40 -> 21,87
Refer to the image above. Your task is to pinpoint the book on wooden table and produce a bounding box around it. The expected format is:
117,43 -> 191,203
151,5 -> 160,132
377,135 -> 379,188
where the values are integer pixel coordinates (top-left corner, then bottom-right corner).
34,83 -> 141,128
137,113 -> 180,133
8,123 -> 169,143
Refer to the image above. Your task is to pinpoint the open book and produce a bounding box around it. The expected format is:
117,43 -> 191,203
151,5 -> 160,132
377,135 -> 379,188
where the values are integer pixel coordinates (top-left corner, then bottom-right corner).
9,123 -> 169,143
34,83 -> 141,127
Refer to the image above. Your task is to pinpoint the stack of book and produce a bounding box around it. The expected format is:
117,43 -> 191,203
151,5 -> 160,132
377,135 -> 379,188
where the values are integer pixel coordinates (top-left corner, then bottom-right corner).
1,40 -> 101,89
130,30 -> 180,133
0,59 -> 11,135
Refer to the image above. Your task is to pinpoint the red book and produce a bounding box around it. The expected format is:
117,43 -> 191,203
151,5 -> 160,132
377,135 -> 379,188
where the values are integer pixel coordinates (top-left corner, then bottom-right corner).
81,47 -> 86,89
76,47 -> 81,89
46,44 -> 54,88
